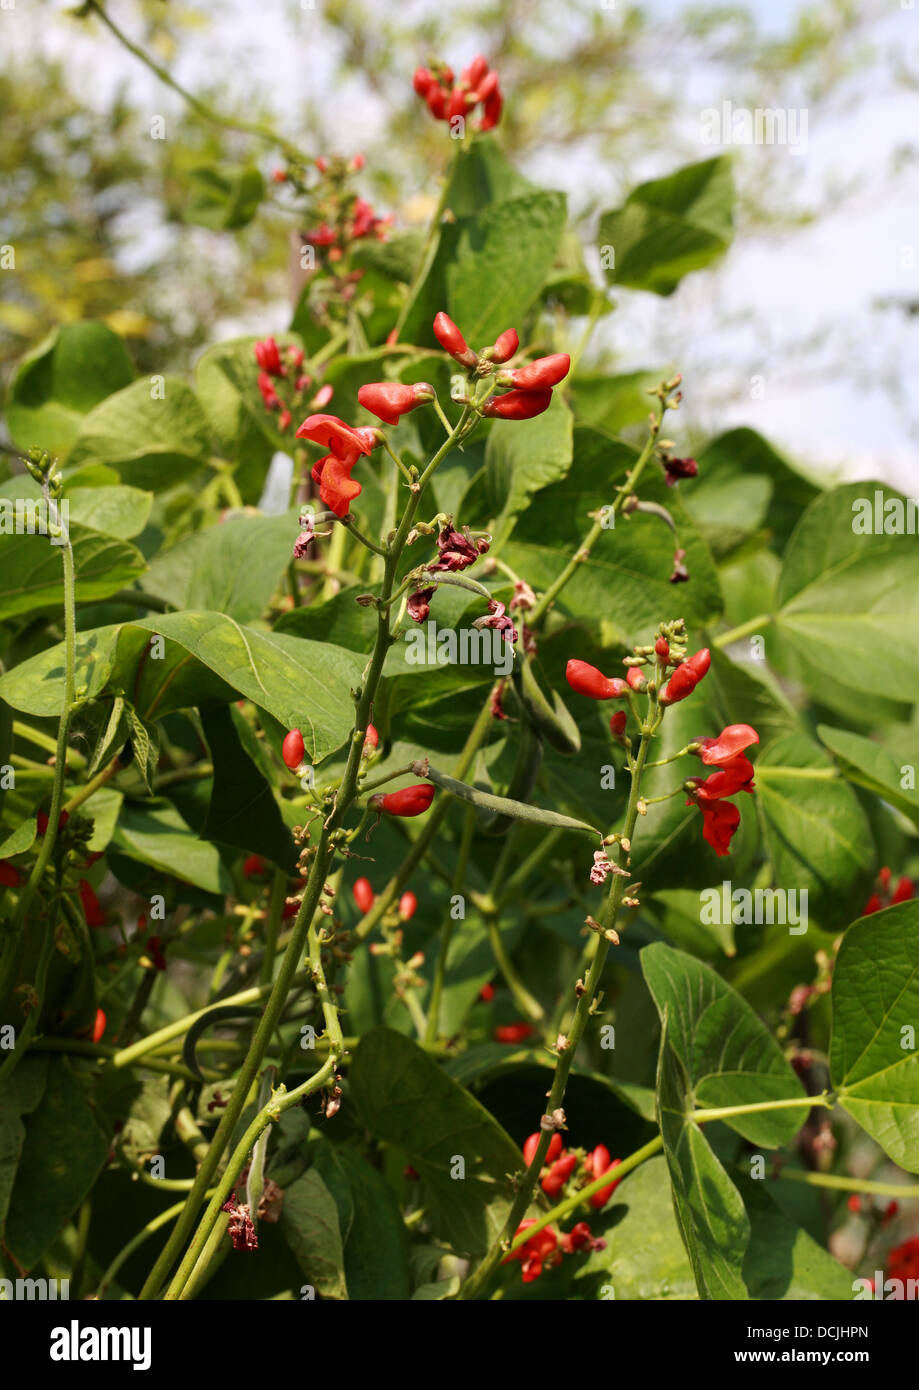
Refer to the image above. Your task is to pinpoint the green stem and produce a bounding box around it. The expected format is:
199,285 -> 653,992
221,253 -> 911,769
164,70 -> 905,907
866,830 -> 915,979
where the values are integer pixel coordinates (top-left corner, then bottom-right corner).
85,1 -> 310,165
774,1169 -> 919,1199
458,720 -> 655,1300
93,1189 -> 219,1300
62,753 -> 121,816
485,913 -> 544,1023
713,613 -> 773,648
693,1092 -> 832,1124
260,870 -> 287,988
424,806 -> 475,1043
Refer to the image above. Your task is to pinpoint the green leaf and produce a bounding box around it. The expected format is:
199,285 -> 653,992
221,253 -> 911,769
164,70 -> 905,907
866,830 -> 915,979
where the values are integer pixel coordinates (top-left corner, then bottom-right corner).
478,394 -> 573,549
642,942 -> 806,1147
830,900 -> 919,1173
772,483 -> 919,709
418,761 -> 599,836
184,162 -> 264,230
334,1145 -> 412,1300
817,724 -> 919,832
684,428 -> 821,559
654,1010 -> 750,1299
280,1168 -> 348,1300
755,733 -> 875,928
67,378 -> 213,489
0,523 -> 146,620
444,1044 -> 656,1123
597,156 -> 734,296
740,1178 -> 854,1300
112,798 -> 232,894
0,1058 -> 48,1248
0,613 -> 367,765
350,1027 -> 520,1257
577,1154 -> 699,1299
569,370 -> 669,434
4,1057 -> 108,1269
500,426 -> 723,637
200,704 -> 296,869
144,511 -> 297,623
0,476 -> 152,542
6,322 -> 134,456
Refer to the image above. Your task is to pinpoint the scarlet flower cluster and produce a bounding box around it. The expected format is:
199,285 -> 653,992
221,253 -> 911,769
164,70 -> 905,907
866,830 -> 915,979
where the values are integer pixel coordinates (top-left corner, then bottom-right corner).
685,722 -> 759,856
432,311 -> 570,421
305,154 -> 391,262
863,866 -> 914,915
253,336 -> 333,434
502,1134 -> 618,1282
352,876 -> 417,921
413,55 -> 502,132
295,413 -> 382,518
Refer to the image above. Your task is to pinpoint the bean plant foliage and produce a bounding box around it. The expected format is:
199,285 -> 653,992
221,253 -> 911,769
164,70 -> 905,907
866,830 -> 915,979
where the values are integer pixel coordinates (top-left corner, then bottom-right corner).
1,42 -> 918,1309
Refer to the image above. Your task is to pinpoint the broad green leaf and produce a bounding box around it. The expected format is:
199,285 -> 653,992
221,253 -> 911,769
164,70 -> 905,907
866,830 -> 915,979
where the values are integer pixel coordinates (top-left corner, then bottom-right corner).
0,475 -> 152,541
4,1057 -> 108,1269
200,704 -> 296,869
755,733 -> 875,927
0,1058 -> 48,1247
772,483 -> 919,709
597,156 -> 734,296
684,428 -> 821,559
577,1155 -> 699,1299
280,1168 -> 348,1300
817,724 -> 919,832
350,1027 -> 520,1257
477,394 -> 573,549
0,613 -> 366,765
740,1178 -> 854,1300
641,942 -> 806,1147
0,523 -> 146,620
67,378 -> 213,490
112,798 -> 232,894
569,370 -> 669,434
183,162 -> 264,230
194,337 -> 278,486
334,1145 -> 412,1300
655,1011 -> 750,1299
830,900 -> 919,1172
143,511 -> 297,622
6,322 -> 134,456
500,426 -> 723,638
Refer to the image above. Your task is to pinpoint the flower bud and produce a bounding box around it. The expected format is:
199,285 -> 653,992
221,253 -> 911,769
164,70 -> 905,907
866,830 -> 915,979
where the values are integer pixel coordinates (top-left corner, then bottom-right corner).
566,659 -> 628,700
660,648 -> 711,706
482,387 -> 553,420
364,722 -> 379,750
433,312 -> 476,367
282,728 -> 305,769
399,890 -> 418,921
626,667 -> 646,692
357,381 -> 435,426
507,353 -> 571,390
655,637 -> 670,660
523,1131 -> 563,1167
486,328 -> 519,364
353,877 -> 375,915
92,1008 -> 106,1044
370,783 -> 435,817
609,711 -> 628,742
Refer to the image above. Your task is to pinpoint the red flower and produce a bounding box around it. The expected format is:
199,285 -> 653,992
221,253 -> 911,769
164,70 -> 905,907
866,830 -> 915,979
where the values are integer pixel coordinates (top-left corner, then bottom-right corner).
541,1149 -> 579,1197
399,891 -> 418,921
609,711 -> 628,741
0,860 -> 20,888
561,1221 -> 595,1253
503,1220 -> 558,1282
92,1008 -> 106,1044
697,724 -> 759,765
566,659 -> 628,700
37,809 -> 69,836
691,755 -> 756,801
433,311 -> 476,367
504,353 -> 570,390
416,57 -> 503,133
78,879 -> 105,928
254,337 -> 283,376
282,729 -> 305,769
353,877 -> 375,915
887,1236 -> 919,1283
482,387 -> 553,420
494,1022 -> 534,1044
257,372 -> 280,409
243,854 -> 265,879
488,328 -> 519,363
311,454 -> 363,518
894,876 -> 915,904
586,1149 -> 622,1209
357,381 -> 435,426
663,456 -> 698,487
479,982 -> 496,1002
660,648 -> 711,706
694,800 -> 741,857
626,667 -> 646,692
523,1131 -> 563,1168
370,784 -> 435,817
364,723 -> 379,750
296,413 -> 375,467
